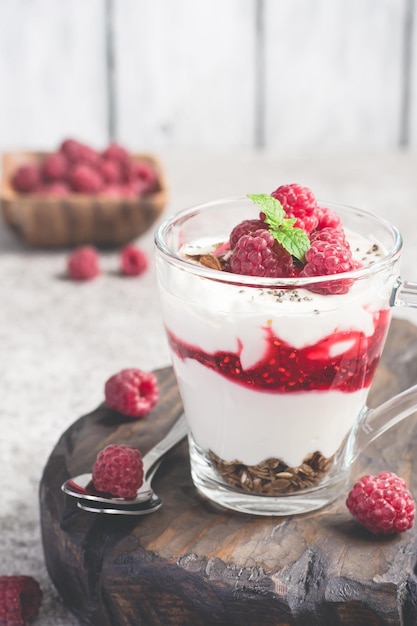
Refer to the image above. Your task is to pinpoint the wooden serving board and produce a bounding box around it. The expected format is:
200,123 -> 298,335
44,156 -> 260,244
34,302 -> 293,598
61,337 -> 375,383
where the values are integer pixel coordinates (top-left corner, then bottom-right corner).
40,318 -> 417,626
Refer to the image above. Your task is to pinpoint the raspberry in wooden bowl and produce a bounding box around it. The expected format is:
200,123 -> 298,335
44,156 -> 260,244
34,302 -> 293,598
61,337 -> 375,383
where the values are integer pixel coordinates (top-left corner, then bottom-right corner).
0,139 -> 167,248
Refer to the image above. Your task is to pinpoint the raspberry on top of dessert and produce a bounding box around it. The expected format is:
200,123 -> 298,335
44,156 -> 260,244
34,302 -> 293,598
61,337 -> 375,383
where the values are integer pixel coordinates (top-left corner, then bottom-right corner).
189,184 -> 359,296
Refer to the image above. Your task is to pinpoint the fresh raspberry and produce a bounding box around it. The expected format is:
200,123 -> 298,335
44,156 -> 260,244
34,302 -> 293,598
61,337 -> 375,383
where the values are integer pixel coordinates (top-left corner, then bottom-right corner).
11,165 -> 41,193
126,180 -> 148,197
120,245 -> 148,276
60,138 -> 99,165
99,158 -> 123,184
68,163 -> 103,193
315,206 -> 343,231
100,184 -> 124,198
35,182 -> 70,197
300,228 -> 354,294
346,471 -> 415,535
100,183 -> 141,198
310,227 -> 348,245
0,575 -> 42,626
229,229 -> 294,278
271,183 -> 318,233
124,159 -> 158,193
229,219 -> 266,249
92,444 -> 144,498
105,368 -> 159,418
102,142 -> 130,164
41,152 -> 68,182
67,246 -> 100,281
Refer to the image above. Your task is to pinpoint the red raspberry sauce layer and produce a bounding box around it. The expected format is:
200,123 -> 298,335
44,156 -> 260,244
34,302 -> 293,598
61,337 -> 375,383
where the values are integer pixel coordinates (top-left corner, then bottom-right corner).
167,310 -> 390,393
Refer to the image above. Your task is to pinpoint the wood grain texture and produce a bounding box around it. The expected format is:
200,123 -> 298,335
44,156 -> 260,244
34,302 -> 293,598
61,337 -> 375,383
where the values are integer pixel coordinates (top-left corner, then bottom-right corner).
264,0 -> 405,152
40,318 -> 417,625
0,0 -> 415,153
0,0 -> 108,152
113,0 -> 257,151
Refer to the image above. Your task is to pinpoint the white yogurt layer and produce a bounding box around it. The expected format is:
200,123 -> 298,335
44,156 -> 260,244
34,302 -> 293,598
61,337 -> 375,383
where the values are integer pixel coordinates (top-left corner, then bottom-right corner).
171,358 -> 368,466
157,228 -> 396,467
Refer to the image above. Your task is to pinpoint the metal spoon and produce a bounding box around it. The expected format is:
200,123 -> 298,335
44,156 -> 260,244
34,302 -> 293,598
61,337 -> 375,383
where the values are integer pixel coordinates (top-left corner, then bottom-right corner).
76,496 -> 163,515
61,413 -> 188,514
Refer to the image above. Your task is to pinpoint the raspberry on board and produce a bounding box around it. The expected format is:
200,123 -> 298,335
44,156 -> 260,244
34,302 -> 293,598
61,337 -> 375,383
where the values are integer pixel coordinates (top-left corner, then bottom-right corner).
92,444 -> 144,498
120,245 -> 148,276
271,183 -> 319,233
67,246 -> 100,281
346,471 -> 416,535
105,368 -> 159,418
229,229 -> 294,278
0,575 -> 42,626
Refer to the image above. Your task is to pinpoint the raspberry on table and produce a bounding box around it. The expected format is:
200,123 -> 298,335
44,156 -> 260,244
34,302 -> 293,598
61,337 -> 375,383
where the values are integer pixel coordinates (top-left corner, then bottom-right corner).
271,183 -> 319,233
11,165 -> 41,193
92,444 -> 144,498
67,245 -> 100,281
68,163 -> 103,194
105,368 -> 159,418
346,471 -> 415,535
120,245 -> 148,276
229,219 -> 266,249
0,575 -> 42,626
229,229 -> 294,278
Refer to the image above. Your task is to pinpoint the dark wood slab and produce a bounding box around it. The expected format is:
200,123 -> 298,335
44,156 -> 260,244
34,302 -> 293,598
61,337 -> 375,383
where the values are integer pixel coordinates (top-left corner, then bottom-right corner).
40,318 -> 417,626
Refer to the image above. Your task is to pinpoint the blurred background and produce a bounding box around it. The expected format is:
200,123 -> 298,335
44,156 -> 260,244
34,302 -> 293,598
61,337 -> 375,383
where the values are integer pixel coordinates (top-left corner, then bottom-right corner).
0,0 -> 415,155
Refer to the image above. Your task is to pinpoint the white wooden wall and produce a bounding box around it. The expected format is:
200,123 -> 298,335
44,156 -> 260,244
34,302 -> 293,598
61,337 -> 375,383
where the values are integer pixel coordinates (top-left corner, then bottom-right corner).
0,0 -> 415,154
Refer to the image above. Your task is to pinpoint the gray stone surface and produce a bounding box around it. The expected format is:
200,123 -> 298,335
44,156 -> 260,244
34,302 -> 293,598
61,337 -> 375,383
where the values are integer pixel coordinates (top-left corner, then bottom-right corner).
1,150 -> 417,624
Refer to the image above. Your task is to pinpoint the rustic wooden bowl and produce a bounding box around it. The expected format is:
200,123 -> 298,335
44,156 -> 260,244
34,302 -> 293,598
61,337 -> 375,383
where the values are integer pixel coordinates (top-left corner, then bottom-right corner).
0,151 -> 167,248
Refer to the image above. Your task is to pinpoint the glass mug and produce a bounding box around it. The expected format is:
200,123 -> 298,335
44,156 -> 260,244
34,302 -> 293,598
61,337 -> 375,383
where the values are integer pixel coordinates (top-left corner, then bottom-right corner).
154,197 -> 417,516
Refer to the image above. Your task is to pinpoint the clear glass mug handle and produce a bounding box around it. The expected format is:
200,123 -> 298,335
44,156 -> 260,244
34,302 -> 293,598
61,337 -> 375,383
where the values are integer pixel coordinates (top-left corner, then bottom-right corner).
390,277 -> 417,308
347,277 -> 417,463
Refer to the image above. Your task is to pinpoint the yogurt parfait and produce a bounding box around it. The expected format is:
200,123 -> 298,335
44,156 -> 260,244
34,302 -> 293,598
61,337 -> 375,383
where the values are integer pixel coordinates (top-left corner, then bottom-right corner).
155,185 -> 401,515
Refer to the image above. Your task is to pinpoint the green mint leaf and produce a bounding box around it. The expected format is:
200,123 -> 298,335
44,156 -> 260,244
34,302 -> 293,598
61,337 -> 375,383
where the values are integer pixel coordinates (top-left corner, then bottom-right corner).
281,217 -> 297,229
247,193 -> 285,226
247,193 -> 310,262
274,225 -> 311,261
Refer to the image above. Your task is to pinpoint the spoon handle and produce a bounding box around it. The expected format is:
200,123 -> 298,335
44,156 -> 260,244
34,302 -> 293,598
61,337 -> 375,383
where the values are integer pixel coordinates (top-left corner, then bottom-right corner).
142,413 -> 188,476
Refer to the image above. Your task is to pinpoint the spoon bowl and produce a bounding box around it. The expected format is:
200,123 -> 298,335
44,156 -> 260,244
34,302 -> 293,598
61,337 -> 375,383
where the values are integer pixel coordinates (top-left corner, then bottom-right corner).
61,413 -> 187,514
77,493 -> 163,515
